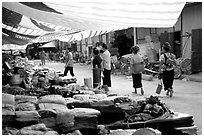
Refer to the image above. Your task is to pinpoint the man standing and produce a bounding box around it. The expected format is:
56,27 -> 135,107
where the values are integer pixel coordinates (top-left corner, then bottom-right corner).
40,50 -> 46,65
100,43 -> 111,87
64,47 -> 75,77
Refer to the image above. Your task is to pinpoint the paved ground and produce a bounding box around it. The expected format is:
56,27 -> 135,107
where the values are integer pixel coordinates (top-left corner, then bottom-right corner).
34,60 -> 202,135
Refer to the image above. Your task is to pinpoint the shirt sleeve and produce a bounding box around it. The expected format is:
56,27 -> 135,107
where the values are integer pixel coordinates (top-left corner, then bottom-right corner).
130,57 -> 134,64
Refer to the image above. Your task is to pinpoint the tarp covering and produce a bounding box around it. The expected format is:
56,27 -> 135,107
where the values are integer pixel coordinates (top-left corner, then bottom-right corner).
39,41 -> 56,48
2,1 -> 186,44
2,44 -> 27,51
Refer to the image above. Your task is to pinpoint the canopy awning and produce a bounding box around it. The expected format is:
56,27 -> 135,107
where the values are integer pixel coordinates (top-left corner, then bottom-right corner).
39,41 -> 56,48
2,1 -> 186,44
2,44 -> 27,51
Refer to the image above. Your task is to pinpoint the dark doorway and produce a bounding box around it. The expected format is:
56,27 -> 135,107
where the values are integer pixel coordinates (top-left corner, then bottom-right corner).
160,31 -> 181,58
191,29 -> 202,73
173,31 -> 182,58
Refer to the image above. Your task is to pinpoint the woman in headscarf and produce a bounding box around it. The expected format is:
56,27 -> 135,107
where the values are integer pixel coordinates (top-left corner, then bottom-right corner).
130,46 -> 145,95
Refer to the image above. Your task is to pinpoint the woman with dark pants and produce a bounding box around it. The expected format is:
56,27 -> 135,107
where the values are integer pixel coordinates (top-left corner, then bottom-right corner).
130,46 -> 144,95
100,43 -> 111,87
92,48 -> 102,88
159,42 -> 177,97
64,47 -> 75,77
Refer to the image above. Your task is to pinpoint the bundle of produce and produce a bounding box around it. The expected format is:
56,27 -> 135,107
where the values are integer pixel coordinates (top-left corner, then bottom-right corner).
55,109 -> 75,134
17,123 -> 59,135
2,85 -> 25,95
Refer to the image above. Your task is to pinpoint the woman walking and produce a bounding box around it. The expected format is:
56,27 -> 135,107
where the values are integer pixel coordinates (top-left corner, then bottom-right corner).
130,46 -> 145,95
159,42 -> 177,97
64,47 -> 75,77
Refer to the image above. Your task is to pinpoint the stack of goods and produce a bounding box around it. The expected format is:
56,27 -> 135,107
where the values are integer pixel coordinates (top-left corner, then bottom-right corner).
125,96 -> 170,123
2,93 -> 16,128
14,95 -> 40,128
2,85 -> 26,95
31,70 -> 49,88
69,108 -> 101,135
37,94 -> 75,134
17,123 -> 59,135
58,76 -> 77,86
109,128 -> 161,135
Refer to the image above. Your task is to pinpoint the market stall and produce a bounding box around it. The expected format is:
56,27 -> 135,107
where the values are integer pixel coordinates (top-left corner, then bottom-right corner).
2,57 -> 198,135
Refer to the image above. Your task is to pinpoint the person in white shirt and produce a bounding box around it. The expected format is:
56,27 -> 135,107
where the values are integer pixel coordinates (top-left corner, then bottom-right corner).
100,43 -> 111,87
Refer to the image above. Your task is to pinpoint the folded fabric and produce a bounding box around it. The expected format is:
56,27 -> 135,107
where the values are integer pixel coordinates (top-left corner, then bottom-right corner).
38,103 -> 67,110
73,94 -> 91,102
2,93 -> 15,106
18,129 -> 44,135
38,109 -> 57,118
15,102 -> 36,111
15,111 -> 40,122
39,117 -> 56,128
110,129 -> 137,135
44,131 -> 59,135
38,95 -> 66,105
64,97 -> 81,104
55,109 -> 75,125
70,108 -> 101,117
2,104 -> 15,115
15,95 -> 38,104
91,100 -> 114,107
89,94 -> 107,101
22,123 -> 48,131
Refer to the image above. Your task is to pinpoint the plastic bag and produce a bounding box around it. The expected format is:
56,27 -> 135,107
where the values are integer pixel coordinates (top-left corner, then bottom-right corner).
156,80 -> 162,94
